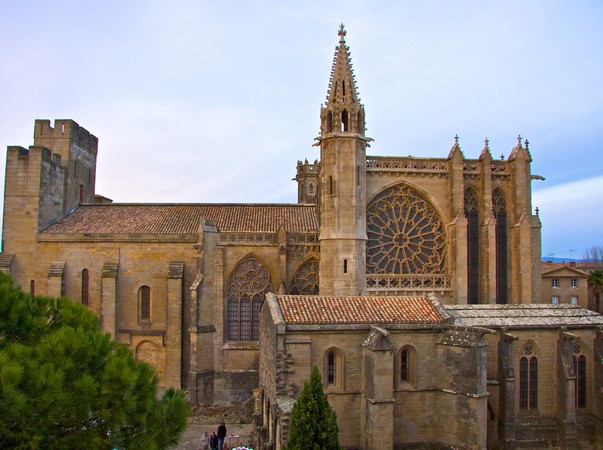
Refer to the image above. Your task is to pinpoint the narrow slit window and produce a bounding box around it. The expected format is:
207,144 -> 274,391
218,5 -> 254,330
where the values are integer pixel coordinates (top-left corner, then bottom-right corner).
343,259 -> 348,274
139,286 -> 151,322
81,269 -> 89,306
400,348 -> 409,382
327,351 -> 336,385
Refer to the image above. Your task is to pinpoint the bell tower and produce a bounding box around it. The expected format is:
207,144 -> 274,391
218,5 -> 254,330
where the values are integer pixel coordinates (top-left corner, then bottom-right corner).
317,25 -> 372,296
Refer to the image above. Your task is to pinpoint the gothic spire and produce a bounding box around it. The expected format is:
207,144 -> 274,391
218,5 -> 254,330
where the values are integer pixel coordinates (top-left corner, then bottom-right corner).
320,24 -> 365,137
326,24 -> 360,106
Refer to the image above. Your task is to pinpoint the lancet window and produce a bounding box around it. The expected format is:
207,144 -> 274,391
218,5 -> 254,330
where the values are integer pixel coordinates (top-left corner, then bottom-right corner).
519,343 -> 538,410
464,188 -> 479,304
493,188 -> 508,304
399,345 -> 417,385
324,347 -> 343,391
81,268 -> 89,306
290,259 -> 319,295
366,184 -> 446,275
573,343 -> 587,408
226,256 -> 272,340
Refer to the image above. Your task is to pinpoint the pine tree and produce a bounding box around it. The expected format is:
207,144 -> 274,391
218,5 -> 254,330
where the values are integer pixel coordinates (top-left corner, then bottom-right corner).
285,365 -> 340,450
0,273 -> 189,449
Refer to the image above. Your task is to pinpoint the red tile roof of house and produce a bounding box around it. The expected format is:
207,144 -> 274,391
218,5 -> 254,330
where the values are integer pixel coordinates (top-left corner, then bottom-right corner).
42,204 -> 318,234
275,295 -> 446,325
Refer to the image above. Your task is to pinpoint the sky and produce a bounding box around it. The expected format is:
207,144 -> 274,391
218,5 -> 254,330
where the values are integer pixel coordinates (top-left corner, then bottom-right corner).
0,0 -> 602,260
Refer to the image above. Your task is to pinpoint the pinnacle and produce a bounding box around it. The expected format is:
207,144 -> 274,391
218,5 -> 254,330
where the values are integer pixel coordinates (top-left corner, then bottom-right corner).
326,24 -> 360,105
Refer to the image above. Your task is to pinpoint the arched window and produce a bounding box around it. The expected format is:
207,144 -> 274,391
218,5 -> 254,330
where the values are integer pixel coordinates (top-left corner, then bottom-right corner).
493,188 -> 508,304
341,109 -> 349,131
573,343 -> 587,408
397,345 -> 417,388
464,188 -> 479,304
327,351 -> 336,385
519,343 -> 538,410
324,348 -> 344,391
307,182 -> 315,196
30,280 -> 35,297
138,285 -> 151,322
326,111 -> 333,133
290,259 -> 319,295
226,256 -> 272,340
81,269 -> 89,306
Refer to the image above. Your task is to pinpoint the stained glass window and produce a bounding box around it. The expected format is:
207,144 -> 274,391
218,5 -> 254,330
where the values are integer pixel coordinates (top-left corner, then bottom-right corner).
226,257 -> 272,340
367,184 -> 446,275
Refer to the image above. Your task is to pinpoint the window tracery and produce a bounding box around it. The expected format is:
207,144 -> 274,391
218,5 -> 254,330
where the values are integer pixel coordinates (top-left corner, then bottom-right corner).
226,256 -> 272,340
519,343 -> 538,410
366,184 -> 446,274
290,259 -> 319,295
573,343 -> 586,408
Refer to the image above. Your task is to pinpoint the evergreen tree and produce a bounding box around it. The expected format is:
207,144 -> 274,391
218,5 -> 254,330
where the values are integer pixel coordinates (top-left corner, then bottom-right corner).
588,269 -> 603,313
285,365 -> 339,450
0,273 -> 189,449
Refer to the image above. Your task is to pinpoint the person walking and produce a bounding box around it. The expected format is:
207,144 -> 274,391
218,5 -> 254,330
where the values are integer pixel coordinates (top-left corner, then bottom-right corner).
209,431 -> 219,450
217,422 -> 227,450
199,431 -> 210,450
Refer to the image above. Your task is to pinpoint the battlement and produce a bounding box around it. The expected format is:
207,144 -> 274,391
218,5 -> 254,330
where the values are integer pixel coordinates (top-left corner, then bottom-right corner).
296,159 -> 320,174
34,119 -> 98,154
7,145 -> 62,166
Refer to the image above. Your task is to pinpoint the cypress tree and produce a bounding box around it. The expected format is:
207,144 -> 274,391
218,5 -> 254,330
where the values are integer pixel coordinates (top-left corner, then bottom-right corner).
285,365 -> 340,450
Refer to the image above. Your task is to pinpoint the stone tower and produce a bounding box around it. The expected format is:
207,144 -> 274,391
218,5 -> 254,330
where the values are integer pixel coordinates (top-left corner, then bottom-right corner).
1,119 -> 97,287
317,25 -> 371,296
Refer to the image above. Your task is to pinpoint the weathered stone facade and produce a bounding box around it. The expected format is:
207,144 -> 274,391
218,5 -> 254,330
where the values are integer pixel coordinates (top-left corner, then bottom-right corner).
2,25 -> 602,448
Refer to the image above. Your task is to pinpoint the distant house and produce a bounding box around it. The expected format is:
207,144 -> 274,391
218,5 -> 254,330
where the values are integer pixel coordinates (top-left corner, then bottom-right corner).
541,264 -> 589,309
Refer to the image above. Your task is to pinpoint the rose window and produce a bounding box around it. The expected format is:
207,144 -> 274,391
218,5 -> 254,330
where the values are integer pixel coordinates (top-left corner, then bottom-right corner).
366,184 -> 446,274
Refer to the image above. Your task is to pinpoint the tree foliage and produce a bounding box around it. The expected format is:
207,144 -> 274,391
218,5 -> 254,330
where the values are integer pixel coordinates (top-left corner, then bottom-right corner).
0,273 -> 189,449
285,365 -> 339,450
587,269 -> 603,313
583,245 -> 603,264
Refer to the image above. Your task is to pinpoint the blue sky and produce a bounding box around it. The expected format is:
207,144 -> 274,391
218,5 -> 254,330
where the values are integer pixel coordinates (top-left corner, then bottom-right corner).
1,1 -> 602,259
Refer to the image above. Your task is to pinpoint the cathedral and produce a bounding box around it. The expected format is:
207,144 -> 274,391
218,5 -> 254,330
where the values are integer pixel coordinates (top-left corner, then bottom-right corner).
2,25 -> 602,449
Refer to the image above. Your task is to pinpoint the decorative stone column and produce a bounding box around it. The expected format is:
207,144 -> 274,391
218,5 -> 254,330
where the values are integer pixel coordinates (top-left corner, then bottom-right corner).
361,326 -> 394,450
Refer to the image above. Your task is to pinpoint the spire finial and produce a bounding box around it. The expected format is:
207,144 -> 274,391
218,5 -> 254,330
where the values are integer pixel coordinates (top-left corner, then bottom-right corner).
484,137 -> 489,149
524,139 -> 529,150
338,23 -> 346,38
535,206 -> 539,216
454,134 -> 459,145
517,134 -> 522,147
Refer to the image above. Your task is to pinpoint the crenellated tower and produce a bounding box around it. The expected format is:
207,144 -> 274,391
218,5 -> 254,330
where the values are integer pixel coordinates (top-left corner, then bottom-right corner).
1,119 -> 98,287
317,25 -> 372,296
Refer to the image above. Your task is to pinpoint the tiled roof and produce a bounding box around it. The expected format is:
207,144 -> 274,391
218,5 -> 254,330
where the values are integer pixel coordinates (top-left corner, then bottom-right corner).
446,304 -> 603,328
42,204 -> 318,234
275,295 -> 446,325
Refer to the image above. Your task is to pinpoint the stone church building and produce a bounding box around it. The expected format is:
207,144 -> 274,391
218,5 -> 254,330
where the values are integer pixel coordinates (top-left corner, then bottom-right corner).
2,25 -> 602,448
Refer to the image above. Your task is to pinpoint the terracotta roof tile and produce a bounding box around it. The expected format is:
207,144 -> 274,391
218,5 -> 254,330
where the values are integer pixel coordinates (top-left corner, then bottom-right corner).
276,295 -> 445,325
43,204 -> 318,234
